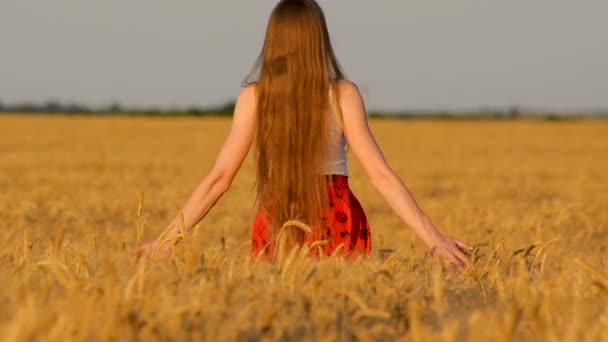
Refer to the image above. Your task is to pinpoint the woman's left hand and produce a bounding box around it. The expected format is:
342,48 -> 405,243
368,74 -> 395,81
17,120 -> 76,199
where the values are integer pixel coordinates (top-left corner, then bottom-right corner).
132,240 -> 172,259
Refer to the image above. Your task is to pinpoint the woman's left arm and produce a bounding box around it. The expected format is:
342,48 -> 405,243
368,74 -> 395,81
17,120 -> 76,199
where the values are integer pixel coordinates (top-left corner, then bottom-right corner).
133,85 -> 257,258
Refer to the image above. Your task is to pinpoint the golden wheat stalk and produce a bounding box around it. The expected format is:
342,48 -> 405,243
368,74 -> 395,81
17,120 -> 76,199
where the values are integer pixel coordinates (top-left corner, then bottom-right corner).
36,260 -> 75,289
135,192 -> 145,245
530,237 -> 560,273
353,308 -> 391,321
274,219 -> 313,262
574,258 -> 608,290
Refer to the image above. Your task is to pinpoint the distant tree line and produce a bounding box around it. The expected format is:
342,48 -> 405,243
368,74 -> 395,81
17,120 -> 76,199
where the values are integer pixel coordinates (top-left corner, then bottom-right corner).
0,98 -> 605,120
0,98 -> 236,116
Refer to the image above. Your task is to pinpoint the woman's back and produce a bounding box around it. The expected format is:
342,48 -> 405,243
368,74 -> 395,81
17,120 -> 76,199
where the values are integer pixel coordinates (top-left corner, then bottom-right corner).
326,88 -> 349,176
249,82 -> 374,261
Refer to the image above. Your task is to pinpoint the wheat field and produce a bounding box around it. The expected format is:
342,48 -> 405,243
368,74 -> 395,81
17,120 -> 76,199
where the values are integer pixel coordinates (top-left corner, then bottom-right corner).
0,115 -> 607,341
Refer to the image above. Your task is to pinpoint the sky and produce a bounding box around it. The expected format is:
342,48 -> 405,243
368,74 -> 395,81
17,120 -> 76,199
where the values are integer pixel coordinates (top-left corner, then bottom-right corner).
1,0 -> 607,112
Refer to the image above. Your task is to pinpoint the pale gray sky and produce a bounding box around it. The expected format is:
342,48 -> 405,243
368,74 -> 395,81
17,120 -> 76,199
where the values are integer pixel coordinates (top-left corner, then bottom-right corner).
1,1 -> 607,112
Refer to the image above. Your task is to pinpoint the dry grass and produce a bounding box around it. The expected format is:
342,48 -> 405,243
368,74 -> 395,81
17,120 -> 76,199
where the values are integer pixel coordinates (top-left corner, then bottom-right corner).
0,115 -> 607,341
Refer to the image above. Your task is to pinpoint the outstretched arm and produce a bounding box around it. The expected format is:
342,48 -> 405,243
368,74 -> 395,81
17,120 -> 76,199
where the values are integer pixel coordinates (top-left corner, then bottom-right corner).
338,81 -> 471,269
133,85 -> 257,258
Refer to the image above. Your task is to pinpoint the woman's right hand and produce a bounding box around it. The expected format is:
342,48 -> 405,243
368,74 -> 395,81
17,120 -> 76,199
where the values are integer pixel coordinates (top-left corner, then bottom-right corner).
428,235 -> 472,271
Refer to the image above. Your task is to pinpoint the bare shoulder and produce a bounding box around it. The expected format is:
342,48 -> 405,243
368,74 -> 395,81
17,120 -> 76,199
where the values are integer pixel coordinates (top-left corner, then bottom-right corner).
233,83 -> 258,118
336,79 -> 362,101
230,83 -> 258,122
334,80 -> 366,122
239,83 -> 258,103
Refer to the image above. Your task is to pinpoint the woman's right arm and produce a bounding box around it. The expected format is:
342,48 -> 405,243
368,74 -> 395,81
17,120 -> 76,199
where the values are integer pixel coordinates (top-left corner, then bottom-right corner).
337,81 -> 471,269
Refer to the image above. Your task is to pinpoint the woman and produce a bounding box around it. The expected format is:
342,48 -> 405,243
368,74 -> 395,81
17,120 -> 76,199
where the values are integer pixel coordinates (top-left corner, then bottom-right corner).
133,0 -> 471,270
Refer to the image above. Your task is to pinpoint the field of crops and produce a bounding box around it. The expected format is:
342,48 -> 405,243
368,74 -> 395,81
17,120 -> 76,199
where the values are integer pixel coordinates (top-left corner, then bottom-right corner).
1,115 -> 606,341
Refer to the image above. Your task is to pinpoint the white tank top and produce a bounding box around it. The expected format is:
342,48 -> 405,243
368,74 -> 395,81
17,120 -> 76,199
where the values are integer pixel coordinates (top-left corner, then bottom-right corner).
324,88 -> 348,176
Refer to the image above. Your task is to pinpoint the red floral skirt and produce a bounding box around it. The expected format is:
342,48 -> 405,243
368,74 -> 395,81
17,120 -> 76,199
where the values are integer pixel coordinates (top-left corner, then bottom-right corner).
250,175 -> 372,261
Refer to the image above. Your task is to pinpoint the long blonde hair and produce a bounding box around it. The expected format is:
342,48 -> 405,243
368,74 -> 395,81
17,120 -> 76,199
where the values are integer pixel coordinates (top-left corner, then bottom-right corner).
244,0 -> 345,250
